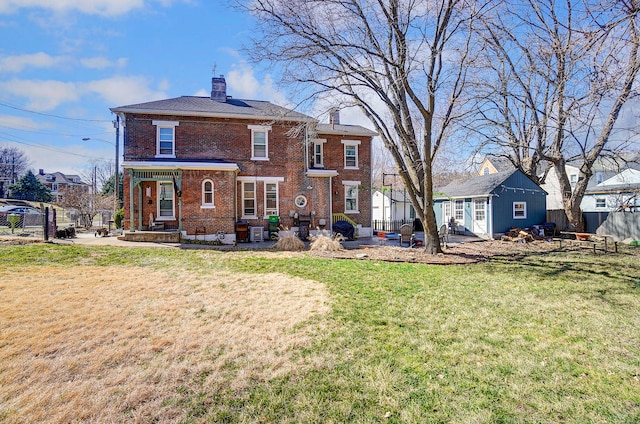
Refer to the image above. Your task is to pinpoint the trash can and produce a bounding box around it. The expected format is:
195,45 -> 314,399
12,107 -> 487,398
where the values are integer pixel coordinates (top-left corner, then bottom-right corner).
235,220 -> 249,243
268,215 -> 280,240
298,220 -> 310,241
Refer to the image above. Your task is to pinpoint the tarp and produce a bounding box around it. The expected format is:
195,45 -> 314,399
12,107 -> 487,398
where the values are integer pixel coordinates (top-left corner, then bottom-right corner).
333,220 -> 355,239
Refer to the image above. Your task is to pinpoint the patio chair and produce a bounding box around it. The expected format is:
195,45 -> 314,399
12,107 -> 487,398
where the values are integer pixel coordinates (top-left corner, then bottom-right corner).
438,224 -> 448,247
399,224 -> 414,247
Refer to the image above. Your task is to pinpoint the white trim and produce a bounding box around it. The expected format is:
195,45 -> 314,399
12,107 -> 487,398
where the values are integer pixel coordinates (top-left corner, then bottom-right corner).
306,169 -> 338,177
312,138 -> 326,167
154,121 -> 179,158
157,181 -> 175,220
122,161 -> 239,171
342,140 -> 359,169
236,176 -> 285,182
112,107 -> 315,123
344,182 -> 360,214
264,181 -> 279,217
249,125 -> 271,161
513,201 -> 527,219
241,181 -> 257,219
342,180 -> 361,186
201,179 -> 215,207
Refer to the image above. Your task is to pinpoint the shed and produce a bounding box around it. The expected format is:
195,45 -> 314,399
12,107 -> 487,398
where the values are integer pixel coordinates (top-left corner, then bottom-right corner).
434,170 -> 547,239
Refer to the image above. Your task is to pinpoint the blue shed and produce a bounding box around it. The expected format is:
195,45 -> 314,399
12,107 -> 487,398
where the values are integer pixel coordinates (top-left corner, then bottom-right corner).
434,170 -> 547,239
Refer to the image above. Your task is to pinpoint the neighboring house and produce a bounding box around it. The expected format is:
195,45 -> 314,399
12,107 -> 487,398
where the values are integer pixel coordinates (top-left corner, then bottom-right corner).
110,76 -> 376,242
434,169 -> 547,239
478,156 -> 515,176
582,168 -> 640,212
371,189 -> 416,230
35,169 -> 88,202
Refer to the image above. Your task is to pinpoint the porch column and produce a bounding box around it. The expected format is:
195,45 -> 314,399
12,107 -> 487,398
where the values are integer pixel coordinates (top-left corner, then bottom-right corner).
128,169 -> 135,232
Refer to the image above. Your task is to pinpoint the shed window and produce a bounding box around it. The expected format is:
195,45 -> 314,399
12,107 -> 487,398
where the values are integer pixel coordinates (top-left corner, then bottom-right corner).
513,202 -> 527,219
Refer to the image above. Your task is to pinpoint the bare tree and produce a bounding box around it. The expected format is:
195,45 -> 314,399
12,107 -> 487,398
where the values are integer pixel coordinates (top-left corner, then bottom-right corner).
238,0 -> 490,253
57,185 -> 114,228
470,0 -> 640,231
0,145 -> 30,197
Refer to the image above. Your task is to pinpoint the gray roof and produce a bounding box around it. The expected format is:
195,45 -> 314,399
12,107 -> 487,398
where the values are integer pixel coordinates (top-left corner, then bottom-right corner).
36,171 -> 87,185
436,170 -> 517,198
316,123 -> 377,137
111,96 -> 313,122
485,157 -> 516,173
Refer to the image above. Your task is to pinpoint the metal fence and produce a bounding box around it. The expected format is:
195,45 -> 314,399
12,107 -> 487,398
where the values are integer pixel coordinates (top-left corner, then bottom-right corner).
372,219 -> 419,233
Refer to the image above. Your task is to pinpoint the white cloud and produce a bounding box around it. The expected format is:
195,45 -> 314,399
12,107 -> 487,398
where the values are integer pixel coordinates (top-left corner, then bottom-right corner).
80,56 -> 128,70
226,65 -> 289,106
0,0 -> 144,17
0,114 -> 46,131
0,52 -> 67,73
193,88 -> 209,97
0,79 -> 80,110
83,75 -> 168,105
0,75 -> 167,111
0,0 -> 191,17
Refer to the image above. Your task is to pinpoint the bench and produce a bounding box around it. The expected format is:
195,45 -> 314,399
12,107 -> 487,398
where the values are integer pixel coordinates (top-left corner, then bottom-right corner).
556,233 -> 618,253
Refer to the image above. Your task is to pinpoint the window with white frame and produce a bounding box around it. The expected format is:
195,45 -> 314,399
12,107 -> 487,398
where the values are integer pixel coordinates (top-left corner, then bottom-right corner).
158,181 -> 175,218
595,198 -> 606,208
242,182 -> 256,218
455,200 -> 464,221
570,174 -> 577,185
443,201 -> 452,221
202,179 -> 214,208
313,139 -> 325,167
153,120 -> 179,157
342,140 -> 360,169
264,182 -> 279,216
513,201 -> 527,219
249,125 -> 271,160
343,180 -> 360,213
474,199 -> 485,221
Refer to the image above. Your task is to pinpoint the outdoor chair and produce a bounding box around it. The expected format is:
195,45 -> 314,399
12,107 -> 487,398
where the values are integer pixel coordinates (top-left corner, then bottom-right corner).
438,224 -> 448,247
399,224 -> 414,247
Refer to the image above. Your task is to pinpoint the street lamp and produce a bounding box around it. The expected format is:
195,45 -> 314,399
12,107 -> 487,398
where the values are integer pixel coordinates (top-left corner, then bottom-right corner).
82,128 -> 120,213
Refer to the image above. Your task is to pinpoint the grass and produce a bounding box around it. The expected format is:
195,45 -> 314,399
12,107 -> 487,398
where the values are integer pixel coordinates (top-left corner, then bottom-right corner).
1,244 -> 639,422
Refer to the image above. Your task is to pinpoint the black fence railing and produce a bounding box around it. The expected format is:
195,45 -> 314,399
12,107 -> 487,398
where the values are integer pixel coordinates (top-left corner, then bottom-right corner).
373,219 -> 422,233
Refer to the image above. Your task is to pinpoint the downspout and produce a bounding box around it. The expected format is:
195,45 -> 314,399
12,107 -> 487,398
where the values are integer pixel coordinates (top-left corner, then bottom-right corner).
128,169 -> 135,232
304,123 -> 309,173
487,195 -> 493,240
329,176 -> 333,234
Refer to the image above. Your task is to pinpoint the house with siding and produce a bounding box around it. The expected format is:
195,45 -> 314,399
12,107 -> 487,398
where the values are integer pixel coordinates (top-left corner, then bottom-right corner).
35,169 -> 88,203
110,76 -> 376,242
434,169 -> 547,239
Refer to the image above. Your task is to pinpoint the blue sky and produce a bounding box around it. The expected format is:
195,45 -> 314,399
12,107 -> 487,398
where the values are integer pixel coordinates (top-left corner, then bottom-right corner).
0,0 -> 296,177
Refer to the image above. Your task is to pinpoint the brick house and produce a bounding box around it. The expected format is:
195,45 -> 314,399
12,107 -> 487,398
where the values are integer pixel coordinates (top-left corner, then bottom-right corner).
110,76 -> 376,242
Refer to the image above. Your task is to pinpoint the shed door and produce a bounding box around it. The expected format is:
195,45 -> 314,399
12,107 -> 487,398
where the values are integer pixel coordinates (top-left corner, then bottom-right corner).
442,201 -> 452,226
473,199 -> 487,234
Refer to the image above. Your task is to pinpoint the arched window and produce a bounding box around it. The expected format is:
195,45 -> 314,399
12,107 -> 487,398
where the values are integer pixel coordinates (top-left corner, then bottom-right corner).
202,179 -> 214,207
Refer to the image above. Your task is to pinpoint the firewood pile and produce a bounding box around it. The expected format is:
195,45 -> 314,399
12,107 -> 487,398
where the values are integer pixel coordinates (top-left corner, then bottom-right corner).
501,227 -> 536,243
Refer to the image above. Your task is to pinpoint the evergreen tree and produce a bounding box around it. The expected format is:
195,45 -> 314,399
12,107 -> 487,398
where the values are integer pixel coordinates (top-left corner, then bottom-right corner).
8,170 -> 52,202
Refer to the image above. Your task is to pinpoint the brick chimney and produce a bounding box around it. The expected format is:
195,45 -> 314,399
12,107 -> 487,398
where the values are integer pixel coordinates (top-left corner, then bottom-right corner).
211,75 -> 227,102
329,108 -> 340,127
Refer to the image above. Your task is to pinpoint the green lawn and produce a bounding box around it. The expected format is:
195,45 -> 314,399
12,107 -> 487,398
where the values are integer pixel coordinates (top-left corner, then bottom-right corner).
2,244 -> 640,423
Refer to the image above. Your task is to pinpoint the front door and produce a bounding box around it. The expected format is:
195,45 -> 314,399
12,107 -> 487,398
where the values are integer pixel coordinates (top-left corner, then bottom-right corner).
442,201 -> 452,227
473,198 -> 487,235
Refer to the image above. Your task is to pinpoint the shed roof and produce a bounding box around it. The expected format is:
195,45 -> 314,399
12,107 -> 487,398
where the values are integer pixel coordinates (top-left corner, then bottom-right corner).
436,170 -> 518,198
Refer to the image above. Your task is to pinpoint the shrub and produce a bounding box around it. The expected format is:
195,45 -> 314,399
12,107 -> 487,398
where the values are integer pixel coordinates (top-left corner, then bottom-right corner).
273,230 -> 306,251
309,230 -> 344,252
114,208 -> 124,229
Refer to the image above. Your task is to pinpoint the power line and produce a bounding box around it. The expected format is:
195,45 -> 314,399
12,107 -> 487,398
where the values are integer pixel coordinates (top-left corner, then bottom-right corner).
0,136 -> 111,160
0,100 -> 112,123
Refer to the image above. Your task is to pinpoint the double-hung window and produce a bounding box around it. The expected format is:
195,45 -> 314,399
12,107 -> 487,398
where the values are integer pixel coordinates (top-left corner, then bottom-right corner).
153,120 -> 179,157
265,183 -> 278,216
312,139 -> 325,167
343,180 -> 360,213
342,140 -> 360,169
249,125 -> 271,160
242,182 -> 256,218
202,179 -> 214,208
513,201 -> 527,219
455,200 -> 464,221
158,181 -> 175,218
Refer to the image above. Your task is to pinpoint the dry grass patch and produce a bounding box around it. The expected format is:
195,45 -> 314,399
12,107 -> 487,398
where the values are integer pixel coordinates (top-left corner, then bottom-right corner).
0,264 -> 329,423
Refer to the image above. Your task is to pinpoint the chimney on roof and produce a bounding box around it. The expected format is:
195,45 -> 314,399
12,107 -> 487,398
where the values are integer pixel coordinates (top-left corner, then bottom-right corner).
211,75 -> 227,102
329,109 -> 340,128
39,169 -> 44,175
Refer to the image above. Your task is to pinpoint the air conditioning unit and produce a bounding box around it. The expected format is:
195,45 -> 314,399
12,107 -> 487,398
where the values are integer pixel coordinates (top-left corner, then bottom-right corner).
250,226 -> 264,242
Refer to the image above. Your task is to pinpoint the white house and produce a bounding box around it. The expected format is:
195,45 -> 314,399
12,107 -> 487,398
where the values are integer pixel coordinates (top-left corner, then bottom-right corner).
372,189 -> 415,229
582,168 -> 640,212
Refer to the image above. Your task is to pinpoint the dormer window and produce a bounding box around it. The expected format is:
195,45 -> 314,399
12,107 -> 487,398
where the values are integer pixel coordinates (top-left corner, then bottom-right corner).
45,174 -> 54,182
153,120 -> 179,158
